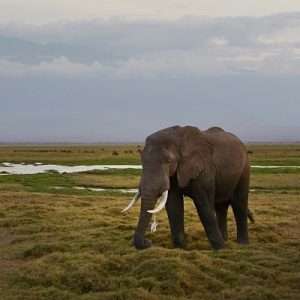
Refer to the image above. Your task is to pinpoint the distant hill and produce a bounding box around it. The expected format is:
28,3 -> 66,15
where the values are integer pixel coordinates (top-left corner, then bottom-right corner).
0,36 -> 125,64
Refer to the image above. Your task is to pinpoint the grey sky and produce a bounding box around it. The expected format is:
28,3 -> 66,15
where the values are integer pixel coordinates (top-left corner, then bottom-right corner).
0,3 -> 299,142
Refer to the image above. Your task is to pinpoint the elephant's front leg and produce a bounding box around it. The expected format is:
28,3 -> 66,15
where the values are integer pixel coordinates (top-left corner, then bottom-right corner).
193,190 -> 226,250
166,190 -> 186,249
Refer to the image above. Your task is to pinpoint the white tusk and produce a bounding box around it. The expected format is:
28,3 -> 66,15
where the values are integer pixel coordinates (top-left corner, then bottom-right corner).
122,190 -> 141,212
147,190 -> 169,214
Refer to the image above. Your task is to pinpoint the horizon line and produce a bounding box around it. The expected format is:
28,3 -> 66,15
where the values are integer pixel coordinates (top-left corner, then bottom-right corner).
1,140 -> 300,145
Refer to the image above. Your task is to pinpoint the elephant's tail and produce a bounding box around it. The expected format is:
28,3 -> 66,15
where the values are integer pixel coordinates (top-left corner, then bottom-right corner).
247,209 -> 255,223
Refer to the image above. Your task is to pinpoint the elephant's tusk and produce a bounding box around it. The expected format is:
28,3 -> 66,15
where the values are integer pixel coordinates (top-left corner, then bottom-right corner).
121,190 -> 141,212
147,190 -> 168,214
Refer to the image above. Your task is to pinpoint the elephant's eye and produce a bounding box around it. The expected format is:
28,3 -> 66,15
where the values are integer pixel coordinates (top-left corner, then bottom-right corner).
165,159 -> 171,164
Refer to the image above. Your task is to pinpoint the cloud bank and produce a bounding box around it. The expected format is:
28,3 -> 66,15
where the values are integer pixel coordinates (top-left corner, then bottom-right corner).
1,13 -> 300,78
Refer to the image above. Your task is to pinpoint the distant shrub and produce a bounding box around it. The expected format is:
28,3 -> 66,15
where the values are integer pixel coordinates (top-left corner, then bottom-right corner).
112,151 -> 118,156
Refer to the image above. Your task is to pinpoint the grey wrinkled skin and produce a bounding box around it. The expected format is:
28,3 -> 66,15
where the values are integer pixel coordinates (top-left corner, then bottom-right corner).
134,125 -> 252,250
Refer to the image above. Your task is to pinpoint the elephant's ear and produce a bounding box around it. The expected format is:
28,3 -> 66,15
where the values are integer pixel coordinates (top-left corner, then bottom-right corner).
177,126 -> 214,188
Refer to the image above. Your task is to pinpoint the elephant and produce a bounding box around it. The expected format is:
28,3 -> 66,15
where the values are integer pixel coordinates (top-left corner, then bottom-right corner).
122,125 -> 253,250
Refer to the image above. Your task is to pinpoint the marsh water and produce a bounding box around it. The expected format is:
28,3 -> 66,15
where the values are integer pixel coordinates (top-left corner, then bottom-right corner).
0,162 -> 142,175
0,162 -> 299,176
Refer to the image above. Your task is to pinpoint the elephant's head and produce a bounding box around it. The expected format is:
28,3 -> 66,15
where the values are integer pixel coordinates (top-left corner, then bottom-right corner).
122,125 -> 214,249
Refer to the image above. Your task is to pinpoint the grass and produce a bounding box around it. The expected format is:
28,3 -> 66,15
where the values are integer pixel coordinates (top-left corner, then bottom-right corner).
250,173 -> 300,191
0,144 -> 299,299
247,144 -> 300,166
71,174 -> 140,189
0,145 -> 142,165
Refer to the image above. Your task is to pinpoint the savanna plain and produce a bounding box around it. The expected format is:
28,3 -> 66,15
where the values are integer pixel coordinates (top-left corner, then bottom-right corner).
0,144 -> 299,299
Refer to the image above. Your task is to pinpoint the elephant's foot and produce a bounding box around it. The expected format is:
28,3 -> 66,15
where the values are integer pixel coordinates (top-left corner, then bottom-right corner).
211,239 -> 226,250
134,236 -> 151,250
207,231 -> 226,250
220,229 -> 228,242
237,231 -> 249,245
173,240 -> 186,249
237,237 -> 249,245
173,233 -> 186,249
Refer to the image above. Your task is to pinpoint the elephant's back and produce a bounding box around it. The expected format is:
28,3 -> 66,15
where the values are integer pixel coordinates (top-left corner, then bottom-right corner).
205,127 -> 246,151
204,127 -> 248,199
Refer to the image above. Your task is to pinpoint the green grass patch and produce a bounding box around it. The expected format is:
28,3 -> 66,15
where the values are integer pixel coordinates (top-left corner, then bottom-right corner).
0,172 -> 74,194
251,167 -> 300,174
0,171 -> 140,196
81,168 -> 142,176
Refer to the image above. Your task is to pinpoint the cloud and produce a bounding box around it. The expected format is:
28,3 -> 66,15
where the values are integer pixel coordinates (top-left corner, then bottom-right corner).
0,56 -> 114,77
0,12 -> 300,78
1,49 -> 299,79
1,0 -> 300,24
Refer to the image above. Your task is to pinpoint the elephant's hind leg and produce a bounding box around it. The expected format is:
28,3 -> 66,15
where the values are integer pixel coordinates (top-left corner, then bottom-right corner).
232,165 -> 250,245
215,200 -> 230,241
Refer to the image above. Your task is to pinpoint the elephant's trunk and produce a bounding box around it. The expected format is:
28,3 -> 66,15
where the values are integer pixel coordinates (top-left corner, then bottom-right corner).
134,169 -> 170,250
134,195 -> 156,250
